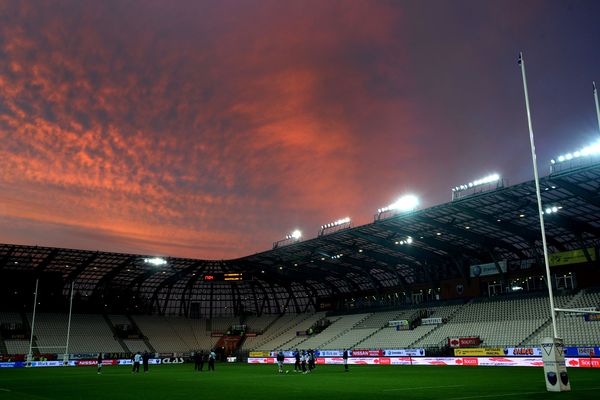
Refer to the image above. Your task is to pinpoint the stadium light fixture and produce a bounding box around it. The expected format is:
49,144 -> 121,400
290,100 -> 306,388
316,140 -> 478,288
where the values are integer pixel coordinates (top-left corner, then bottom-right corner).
284,229 -> 302,240
550,141 -> 600,172
544,206 -> 562,215
451,173 -> 502,200
319,217 -> 351,236
376,194 -> 419,221
143,257 -> 167,266
378,195 -> 419,214
273,229 -> 303,249
395,236 -> 413,245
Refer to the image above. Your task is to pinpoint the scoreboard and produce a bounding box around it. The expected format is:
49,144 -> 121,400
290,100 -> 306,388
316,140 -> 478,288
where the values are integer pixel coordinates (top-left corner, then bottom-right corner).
201,273 -> 243,281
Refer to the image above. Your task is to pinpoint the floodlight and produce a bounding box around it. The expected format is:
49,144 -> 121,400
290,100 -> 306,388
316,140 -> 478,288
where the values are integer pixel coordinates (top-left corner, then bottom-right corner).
143,257 -> 167,266
544,206 -> 561,215
378,194 -> 419,216
285,229 -> 302,240
452,173 -> 502,200
552,141 -> 600,167
275,229 -> 303,248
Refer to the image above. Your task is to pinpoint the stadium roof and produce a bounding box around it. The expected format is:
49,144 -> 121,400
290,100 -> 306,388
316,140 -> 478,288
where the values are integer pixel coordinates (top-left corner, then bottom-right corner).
2,160 -> 600,315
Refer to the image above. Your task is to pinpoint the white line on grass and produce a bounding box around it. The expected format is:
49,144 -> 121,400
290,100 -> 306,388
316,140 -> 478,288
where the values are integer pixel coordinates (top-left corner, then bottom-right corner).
383,384 -> 465,392
448,387 -> 600,400
0,388 -> 11,392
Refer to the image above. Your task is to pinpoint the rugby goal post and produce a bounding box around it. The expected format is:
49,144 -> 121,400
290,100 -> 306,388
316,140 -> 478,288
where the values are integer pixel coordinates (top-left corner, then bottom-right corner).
27,280 -> 76,367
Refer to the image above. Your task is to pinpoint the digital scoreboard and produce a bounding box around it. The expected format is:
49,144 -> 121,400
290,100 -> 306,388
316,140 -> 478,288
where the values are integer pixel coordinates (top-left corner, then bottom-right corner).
201,273 -> 243,281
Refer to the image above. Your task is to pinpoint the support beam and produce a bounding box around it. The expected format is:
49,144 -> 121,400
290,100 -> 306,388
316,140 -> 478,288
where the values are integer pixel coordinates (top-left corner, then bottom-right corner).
65,252 -> 99,282
549,177 -> 600,209
34,248 -> 60,273
416,216 -> 527,259
451,203 -> 566,252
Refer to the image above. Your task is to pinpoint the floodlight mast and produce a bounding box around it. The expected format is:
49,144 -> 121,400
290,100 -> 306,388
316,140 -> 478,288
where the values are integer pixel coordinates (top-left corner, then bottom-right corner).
518,52 -> 558,339
319,217 -> 351,236
375,195 -> 419,221
273,230 -> 302,249
451,174 -> 503,201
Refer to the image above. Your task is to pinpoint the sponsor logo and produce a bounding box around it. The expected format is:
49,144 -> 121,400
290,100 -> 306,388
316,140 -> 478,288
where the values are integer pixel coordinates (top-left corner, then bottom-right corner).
455,348 -> 504,357
351,350 -> 381,357
509,348 -> 536,356
161,358 -> 184,364
541,343 -> 554,356
462,358 -> 479,366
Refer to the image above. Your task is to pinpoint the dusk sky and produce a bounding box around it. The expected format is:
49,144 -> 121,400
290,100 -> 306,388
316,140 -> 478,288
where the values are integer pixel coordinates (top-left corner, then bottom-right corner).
1,0 -> 599,259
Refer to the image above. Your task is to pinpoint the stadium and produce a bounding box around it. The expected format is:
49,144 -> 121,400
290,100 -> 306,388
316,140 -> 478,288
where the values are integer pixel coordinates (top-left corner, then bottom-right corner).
3,1 -> 600,399
1,147 -> 600,399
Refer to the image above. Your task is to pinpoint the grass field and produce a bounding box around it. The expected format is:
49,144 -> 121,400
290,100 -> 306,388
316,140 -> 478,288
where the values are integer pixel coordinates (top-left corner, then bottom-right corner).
1,363 -> 599,400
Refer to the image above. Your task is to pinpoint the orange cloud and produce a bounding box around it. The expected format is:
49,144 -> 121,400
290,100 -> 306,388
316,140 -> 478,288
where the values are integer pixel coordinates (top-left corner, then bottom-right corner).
0,0 -> 424,259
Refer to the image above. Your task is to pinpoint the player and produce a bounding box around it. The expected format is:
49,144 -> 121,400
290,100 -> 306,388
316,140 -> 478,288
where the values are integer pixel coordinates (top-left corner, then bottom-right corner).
343,349 -> 349,372
142,351 -> 150,373
301,351 -> 307,374
276,350 -> 285,373
97,352 -> 103,374
208,349 -> 216,371
294,349 -> 300,372
132,352 -> 142,373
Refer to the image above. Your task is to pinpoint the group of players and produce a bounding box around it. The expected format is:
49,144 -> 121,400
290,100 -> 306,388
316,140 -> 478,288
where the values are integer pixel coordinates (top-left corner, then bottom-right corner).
192,350 -> 217,372
277,349 -> 349,374
96,351 -> 151,374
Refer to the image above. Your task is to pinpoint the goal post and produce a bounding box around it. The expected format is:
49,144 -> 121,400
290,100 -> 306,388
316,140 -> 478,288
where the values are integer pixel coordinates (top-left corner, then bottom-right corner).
26,279 -> 76,367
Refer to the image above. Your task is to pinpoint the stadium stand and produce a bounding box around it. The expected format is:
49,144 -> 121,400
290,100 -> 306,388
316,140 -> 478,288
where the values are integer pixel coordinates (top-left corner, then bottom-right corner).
253,312 -> 327,351
26,313 -> 122,353
525,288 -> 600,346
131,315 -> 219,352
292,313 -> 371,350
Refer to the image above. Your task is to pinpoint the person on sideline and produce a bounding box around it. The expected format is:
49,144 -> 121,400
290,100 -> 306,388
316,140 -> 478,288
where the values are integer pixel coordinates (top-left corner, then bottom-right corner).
276,350 -> 285,373
343,349 -> 349,372
294,349 -> 300,372
208,350 -> 216,371
97,352 -> 103,374
142,351 -> 150,373
132,352 -> 142,373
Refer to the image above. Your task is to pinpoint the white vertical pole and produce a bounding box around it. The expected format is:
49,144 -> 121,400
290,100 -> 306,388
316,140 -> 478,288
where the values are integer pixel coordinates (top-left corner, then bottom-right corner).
64,281 -> 75,364
518,52 -> 558,339
593,81 -> 600,133
27,279 -> 39,364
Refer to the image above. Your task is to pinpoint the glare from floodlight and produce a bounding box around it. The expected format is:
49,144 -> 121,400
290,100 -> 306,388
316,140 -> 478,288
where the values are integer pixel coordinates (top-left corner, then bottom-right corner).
395,236 -> 414,245
544,205 -> 561,215
553,141 -> 600,165
378,195 -> 419,214
322,217 -> 351,229
143,257 -> 167,266
285,229 -> 302,240
452,173 -> 501,194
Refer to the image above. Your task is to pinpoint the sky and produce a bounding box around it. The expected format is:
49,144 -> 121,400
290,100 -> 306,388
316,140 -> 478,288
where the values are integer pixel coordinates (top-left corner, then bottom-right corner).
1,0 -> 599,260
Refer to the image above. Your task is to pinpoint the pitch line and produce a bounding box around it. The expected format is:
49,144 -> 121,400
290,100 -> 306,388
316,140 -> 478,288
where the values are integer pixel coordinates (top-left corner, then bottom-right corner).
383,384 -> 465,391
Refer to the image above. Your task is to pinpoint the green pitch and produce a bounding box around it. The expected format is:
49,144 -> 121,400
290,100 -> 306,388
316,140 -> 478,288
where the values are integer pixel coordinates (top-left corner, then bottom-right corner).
0,364 -> 599,400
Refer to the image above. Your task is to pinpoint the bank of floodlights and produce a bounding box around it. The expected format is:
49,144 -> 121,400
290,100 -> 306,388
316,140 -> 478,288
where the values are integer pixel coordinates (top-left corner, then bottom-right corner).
273,229 -> 303,249
319,217 -> 351,236
395,236 -> 413,245
375,194 -> 419,221
550,141 -> 600,173
143,257 -> 167,266
543,205 -> 562,215
451,173 -> 503,201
